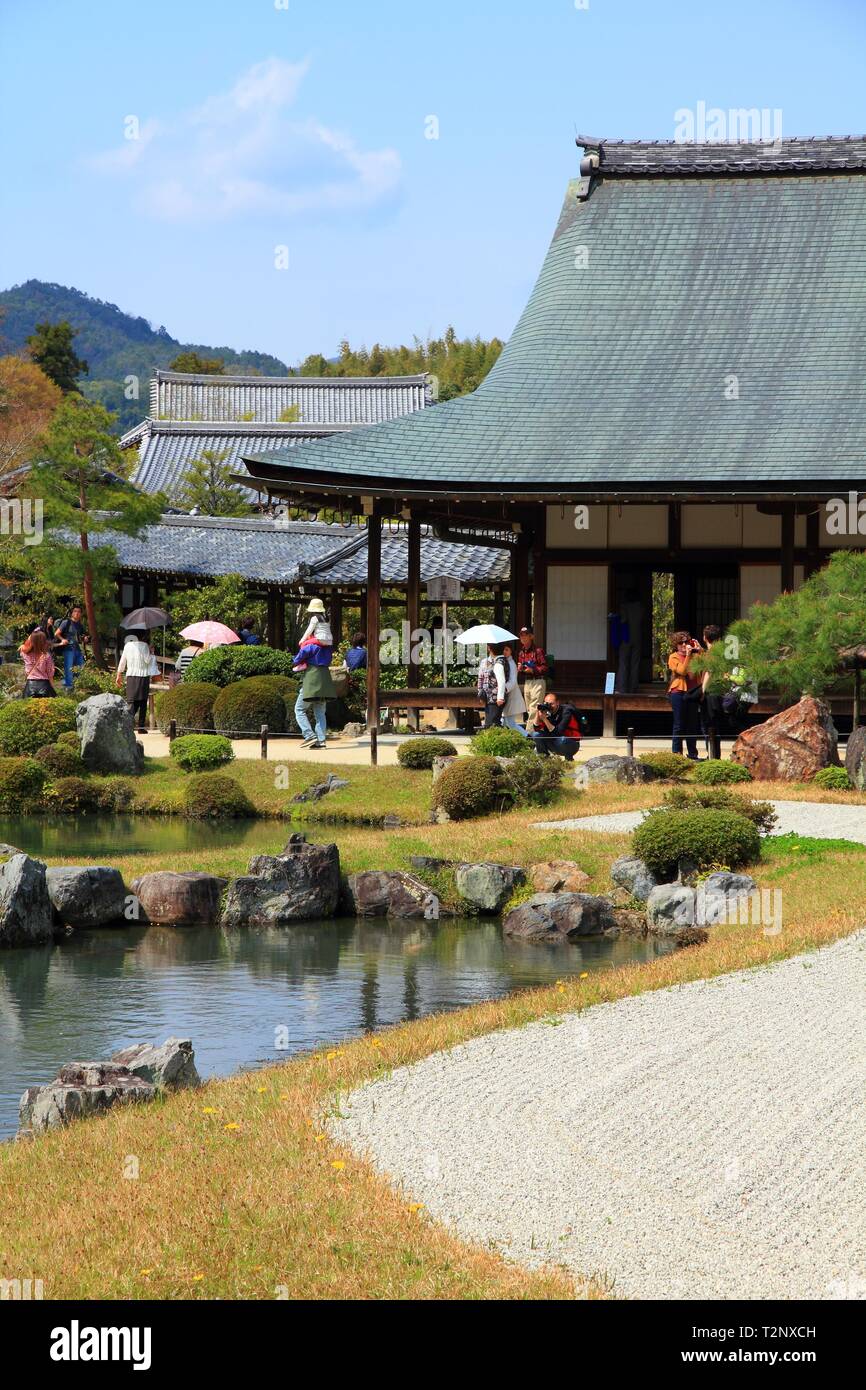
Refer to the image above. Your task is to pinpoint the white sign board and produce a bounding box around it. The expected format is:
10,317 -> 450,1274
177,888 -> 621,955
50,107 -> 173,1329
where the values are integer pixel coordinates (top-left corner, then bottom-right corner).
426,576 -> 462,602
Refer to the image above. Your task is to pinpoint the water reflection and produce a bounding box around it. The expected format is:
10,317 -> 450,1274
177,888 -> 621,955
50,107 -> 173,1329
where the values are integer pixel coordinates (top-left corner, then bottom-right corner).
0,919 -> 675,1139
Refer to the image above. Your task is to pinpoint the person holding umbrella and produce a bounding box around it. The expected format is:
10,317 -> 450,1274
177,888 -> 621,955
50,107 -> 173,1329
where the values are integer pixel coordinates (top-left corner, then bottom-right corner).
455,623 -> 522,731
115,629 -> 152,732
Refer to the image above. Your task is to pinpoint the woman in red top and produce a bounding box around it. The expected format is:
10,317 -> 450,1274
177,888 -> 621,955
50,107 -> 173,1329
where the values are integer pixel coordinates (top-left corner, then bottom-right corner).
19,629 -> 58,698
667,630 -> 701,759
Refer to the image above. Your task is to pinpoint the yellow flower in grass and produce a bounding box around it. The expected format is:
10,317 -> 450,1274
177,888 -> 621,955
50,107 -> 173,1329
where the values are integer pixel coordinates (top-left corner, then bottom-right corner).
407,1203 -> 424,1213
325,1049 -> 345,1060
256,1086 -> 267,1094
139,1268 -> 153,1277
314,1133 -> 326,1143
331,1159 -> 346,1171
224,1122 -> 241,1131
579,972 -> 589,980
202,1107 -> 217,1114
192,1273 -> 204,1283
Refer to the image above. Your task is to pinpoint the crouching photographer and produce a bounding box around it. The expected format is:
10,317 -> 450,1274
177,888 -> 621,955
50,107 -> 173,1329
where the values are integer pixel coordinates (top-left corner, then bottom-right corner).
529,690 -> 581,760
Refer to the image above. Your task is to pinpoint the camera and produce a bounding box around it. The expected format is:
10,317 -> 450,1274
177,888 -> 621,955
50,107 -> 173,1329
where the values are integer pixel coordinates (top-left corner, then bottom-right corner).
537,701 -> 554,716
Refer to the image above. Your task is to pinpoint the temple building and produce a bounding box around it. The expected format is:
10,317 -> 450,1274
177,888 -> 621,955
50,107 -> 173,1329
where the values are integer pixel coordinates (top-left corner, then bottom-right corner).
236,135 -> 866,727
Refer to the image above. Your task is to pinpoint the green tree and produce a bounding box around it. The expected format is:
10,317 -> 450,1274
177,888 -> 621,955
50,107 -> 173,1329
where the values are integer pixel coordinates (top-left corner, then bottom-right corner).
169,351 -> 224,374
295,328 -> 504,399
700,551 -> 866,701
157,575 -> 265,654
25,397 -> 164,665
26,320 -> 88,393
173,449 -> 249,516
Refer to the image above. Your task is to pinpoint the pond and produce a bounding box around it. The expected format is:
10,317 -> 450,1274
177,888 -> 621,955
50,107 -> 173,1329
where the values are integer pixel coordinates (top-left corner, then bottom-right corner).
0,814 -> 280,859
0,920 -> 675,1139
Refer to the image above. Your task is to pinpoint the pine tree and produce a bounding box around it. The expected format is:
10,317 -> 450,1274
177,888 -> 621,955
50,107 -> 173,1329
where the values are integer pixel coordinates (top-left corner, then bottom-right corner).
26,320 -> 88,393
168,350 -> 225,375
173,449 -> 249,516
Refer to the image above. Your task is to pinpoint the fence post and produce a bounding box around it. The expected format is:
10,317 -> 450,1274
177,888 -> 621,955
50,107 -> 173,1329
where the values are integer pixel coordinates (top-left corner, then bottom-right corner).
370,728 -> 378,766
261,724 -> 268,760
626,726 -> 635,759
711,731 -> 721,760
169,719 -> 176,743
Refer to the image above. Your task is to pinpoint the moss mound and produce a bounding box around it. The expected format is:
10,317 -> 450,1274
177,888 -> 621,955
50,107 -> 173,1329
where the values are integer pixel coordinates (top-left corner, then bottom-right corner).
155,683 -> 219,735
184,773 -> 255,819
397,737 -> 458,770
0,699 -> 78,756
633,808 -> 761,879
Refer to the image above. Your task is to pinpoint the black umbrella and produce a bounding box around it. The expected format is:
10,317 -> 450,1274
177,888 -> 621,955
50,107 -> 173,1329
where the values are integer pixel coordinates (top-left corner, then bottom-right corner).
121,606 -> 171,669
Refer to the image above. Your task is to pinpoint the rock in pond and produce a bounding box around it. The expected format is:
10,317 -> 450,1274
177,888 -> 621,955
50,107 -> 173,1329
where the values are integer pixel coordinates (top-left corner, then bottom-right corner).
19,1062 -> 156,1136
290,772 -> 349,803
343,870 -> 440,921
0,851 -> 53,948
222,835 -> 340,926
502,892 -> 617,942
132,871 -> 227,926
454,862 -> 525,913
610,855 -> 659,903
76,693 -> 144,775
111,1037 -> 200,1089
529,860 -> 590,893
731,695 -> 840,781
578,754 -> 651,785
845,724 -> 866,791
46,865 -> 127,928
645,884 -> 697,934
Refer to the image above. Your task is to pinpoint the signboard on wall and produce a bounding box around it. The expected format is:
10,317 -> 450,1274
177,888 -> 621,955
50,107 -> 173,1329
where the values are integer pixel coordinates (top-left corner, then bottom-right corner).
426,576 -> 462,602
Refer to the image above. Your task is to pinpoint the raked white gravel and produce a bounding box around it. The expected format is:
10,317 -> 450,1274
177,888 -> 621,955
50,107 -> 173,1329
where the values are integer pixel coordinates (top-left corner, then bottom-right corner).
534,798 -> 866,841
331,932 -> 866,1300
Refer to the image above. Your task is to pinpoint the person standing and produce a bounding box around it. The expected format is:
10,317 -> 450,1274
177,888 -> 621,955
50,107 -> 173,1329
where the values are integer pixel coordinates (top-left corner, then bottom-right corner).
35,614 -> 56,645
616,589 -> 644,694
116,630 -> 153,733
19,629 -> 57,697
345,633 -> 367,671
667,631 -> 701,759
477,643 -> 506,728
238,617 -> 261,646
516,626 -> 548,723
700,624 -> 724,755
294,661 -> 337,749
501,641 -> 528,734
55,605 -> 87,693
175,638 -> 204,679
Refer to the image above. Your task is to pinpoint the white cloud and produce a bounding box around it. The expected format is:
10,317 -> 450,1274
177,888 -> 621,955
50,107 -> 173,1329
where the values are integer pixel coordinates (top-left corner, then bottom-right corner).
89,57 -> 401,222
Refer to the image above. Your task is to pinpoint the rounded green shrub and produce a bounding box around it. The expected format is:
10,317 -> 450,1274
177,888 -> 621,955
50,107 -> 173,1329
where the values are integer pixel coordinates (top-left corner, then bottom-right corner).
692,759 -> 752,785
661,785 -> 777,834
469,727 -> 533,759
72,667 -> 118,698
170,733 -> 235,773
56,730 -> 80,752
0,757 -> 48,812
498,754 -> 565,806
95,777 -> 137,811
812,765 -> 853,790
154,682 -> 219,735
184,645 -> 297,687
47,776 -> 100,813
184,772 -> 255,819
0,698 -> 78,756
34,742 -> 84,778
432,755 -> 503,820
397,737 -> 458,770
638,750 -> 694,781
212,677 -> 286,736
632,808 -> 760,880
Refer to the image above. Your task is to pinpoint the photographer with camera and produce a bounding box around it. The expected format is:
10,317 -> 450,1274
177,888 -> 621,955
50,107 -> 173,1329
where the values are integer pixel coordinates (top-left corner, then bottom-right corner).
529,690 -> 581,760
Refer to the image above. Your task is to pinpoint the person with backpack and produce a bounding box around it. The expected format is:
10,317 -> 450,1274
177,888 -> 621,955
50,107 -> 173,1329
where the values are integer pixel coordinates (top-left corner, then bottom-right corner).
529,691 -> 582,759
477,642 -> 520,729
54,605 -> 88,693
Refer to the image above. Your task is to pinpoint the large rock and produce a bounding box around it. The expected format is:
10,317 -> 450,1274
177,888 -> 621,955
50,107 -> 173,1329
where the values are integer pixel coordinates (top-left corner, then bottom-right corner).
76,693 -> 144,775
343,870 -> 440,921
0,851 -> 53,948
696,872 -> 758,926
46,866 -> 127,928
290,773 -> 349,803
731,696 -> 839,781
529,860 -> 591,893
454,862 -> 525,913
131,871 -> 227,926
578,754 -> 651,785
222,836 -> 340,926
111,1037 -> 200,1089
431,755 -> 458,784
19,1062 -> 155,1135
610,855 -> 659,902
502,891 -> 617,942
845,724 -> 866,791
646,884 -> 697,934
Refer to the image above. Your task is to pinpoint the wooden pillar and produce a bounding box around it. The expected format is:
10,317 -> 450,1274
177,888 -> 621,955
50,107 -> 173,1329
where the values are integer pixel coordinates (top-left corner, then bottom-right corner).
273,591 -> 286,649
804,509 -> 821,580
365,515 -> 381,731
266,590 -> 278,647
781,503 -> 796,593
493,588 -> 504,627
532,550 -> 547,648
510,537 -> 530,633
330,592 -> 343,648
407,517 -> 421,687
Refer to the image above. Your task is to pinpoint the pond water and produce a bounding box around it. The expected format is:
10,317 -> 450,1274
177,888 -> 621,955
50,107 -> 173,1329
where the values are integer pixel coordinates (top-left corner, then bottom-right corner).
0,920 -> 675,1139
0,814 -> 280,859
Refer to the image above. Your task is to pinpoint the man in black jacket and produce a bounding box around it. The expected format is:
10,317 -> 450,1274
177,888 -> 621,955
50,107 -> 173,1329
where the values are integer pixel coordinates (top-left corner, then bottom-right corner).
529,691 -> 581,759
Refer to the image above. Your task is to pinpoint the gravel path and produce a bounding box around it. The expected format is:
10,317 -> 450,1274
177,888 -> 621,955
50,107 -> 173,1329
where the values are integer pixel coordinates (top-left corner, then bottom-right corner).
535,798 -> 866,843
332,932 -> 866,1300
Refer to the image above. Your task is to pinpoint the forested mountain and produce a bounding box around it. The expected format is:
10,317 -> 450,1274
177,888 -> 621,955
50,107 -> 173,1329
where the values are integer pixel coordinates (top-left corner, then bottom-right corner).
0,281 -> 288,433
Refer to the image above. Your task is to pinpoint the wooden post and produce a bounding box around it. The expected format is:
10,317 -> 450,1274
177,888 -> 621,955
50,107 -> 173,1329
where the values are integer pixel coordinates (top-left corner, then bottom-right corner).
510,537 -> 530,634
366,513 -> 381,732
260,724 -> 268,760
603,694 -> 616,739
532,551 -> 547,649
169,719 -> 177,743
406,517 -> 421,731
330,592 -> 343,648
855,667 -> 862,730
781,503 -> 795,593
274,591 -> 286,650
370,727 -> 378,766
626,726 -> 634,758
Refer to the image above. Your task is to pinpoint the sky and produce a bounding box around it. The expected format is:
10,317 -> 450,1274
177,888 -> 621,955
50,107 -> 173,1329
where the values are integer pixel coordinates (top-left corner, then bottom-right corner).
2,0 -> 865,367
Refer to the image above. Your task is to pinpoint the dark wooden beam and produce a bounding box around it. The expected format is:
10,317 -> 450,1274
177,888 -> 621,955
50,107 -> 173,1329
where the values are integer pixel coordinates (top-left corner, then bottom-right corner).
781,503 -> 796,592
406,517 -> 421,688
510,536 -> 531,633
365,516 -> 382,731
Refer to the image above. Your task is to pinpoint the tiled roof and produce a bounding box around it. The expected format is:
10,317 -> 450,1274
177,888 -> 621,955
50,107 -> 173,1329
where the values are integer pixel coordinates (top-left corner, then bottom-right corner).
123,421 -> 356,497
241,142 -> 866,493
576,134 -> 866,175
101,514 -> 509,587
149,369 -> 432,424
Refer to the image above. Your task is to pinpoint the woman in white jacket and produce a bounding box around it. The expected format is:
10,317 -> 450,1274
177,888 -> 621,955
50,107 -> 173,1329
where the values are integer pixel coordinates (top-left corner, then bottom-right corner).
500,641 -> 528,734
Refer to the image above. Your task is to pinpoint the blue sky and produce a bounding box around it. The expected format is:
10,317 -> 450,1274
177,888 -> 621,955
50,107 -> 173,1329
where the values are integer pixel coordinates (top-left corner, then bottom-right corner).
2,0 -> 865,366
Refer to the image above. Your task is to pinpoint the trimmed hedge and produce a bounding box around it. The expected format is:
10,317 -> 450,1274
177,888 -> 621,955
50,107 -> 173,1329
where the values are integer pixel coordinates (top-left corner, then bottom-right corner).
661,785 -> 777,834
812,765 -> 853,790
632,808 -> 760,879
638,750 -> 694,781
184,773 -> 255,819
212,677 -> 287,735
0,757 -> 48,812
498,754 -> 565,807
432,755 -> 503,820
692,759 -> 752,785
47,776 -> 100,813
35,742 -> 84,778
184,645 -> 297,687
397,737 -> 458,770
170,734 -> 235,773
154,682 -> 219,735
95,777 -> 137,811
72,667 -> 118,698
469,727 -> 533,759
0,698 -> 78,756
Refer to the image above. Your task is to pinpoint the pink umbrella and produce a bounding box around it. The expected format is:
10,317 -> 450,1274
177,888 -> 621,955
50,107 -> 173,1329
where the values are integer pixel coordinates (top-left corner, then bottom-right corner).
179,621 -> 240,648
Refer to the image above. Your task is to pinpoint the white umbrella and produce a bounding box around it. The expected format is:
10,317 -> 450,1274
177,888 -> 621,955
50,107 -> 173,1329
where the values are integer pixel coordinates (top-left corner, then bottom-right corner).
454,623 -> 519,645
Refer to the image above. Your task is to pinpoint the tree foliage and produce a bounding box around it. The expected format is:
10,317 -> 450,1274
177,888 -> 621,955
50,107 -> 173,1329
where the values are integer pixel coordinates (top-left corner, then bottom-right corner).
298,326 -> 504,401
172,449 -> 250,516
700,551 -> 866,699
168,351 -> 225,375
0,356 -> 62,480
26,320 -> 88,393
157,574 -> 265,654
